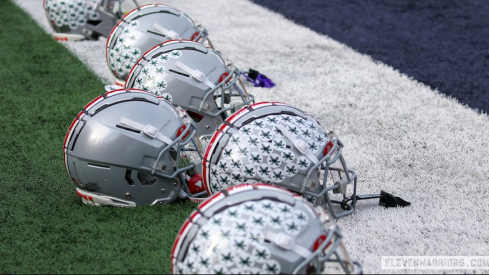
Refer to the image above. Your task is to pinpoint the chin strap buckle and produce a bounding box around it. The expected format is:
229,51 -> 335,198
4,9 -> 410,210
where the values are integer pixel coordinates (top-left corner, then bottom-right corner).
143,124 -> 159,139
379,190 -> 411,208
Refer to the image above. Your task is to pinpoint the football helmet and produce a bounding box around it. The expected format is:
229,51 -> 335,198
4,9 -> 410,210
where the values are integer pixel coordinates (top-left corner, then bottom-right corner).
63,88 -> 207,206
171,183 -> 362,274
106,4 -> 212,86
124,40 -> 254,140
202,102 -> 358,219
43,0 -> 133,41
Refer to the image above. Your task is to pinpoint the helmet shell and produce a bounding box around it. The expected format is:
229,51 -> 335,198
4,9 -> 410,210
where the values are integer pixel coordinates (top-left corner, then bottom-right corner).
63,89 -> 202,206
125,40 -> 253,139
202,102 -> 358,218
171,183 -> 359,274
106,4 -> 210,85
43,0 -> 125,41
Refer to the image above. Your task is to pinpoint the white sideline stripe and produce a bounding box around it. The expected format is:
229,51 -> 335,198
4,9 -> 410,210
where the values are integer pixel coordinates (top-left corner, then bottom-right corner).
15,0 -> 489,274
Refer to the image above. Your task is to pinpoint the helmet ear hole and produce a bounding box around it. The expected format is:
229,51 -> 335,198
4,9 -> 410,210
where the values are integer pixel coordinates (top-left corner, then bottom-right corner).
186,111 -> 204,123
169,148 -> 178,161
137,172 -> 158,186
86,20 -> 102,27
306,263 -> 317,274
125,169 -> 135,185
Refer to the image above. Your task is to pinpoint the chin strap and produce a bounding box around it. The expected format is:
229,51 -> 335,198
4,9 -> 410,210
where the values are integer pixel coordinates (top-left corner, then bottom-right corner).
120,117 -> 173,145
176,61 -> 216,89
265,232 -> 312,259
341,190 -> 411,210
276,124 -> 319,165
153,23 -> 181,40
241,68 -> 276,88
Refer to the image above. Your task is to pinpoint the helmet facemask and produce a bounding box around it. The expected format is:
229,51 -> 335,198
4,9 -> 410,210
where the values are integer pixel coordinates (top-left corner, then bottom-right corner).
188,23 -> 211,47
304,235 -> 360,274
301,132 -> 358,219
294,205 -> 361,274
150,120 -> 200,177
150,108 -> 207,201
202,66 -> 254,121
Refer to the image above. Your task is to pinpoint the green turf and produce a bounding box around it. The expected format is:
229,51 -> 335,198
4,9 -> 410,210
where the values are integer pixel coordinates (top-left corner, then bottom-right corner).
0,1 -> 197,273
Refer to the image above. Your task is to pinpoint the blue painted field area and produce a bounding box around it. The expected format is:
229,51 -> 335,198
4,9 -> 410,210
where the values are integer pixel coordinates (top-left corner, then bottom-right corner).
251,0 -> 489,114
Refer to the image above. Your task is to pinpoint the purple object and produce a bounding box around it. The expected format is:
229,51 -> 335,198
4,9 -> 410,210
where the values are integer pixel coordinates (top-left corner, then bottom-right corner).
254,73 -> 276,88
241,69 -> 276,88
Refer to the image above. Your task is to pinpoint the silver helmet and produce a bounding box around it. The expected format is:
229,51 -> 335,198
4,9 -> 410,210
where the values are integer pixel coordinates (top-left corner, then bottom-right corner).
124,40 -> 254,140
171,183 -> 362,274
106,4 -> 212,86
202,102 -> 358,219
43,0 -> 132,41
63,88 -> 207,206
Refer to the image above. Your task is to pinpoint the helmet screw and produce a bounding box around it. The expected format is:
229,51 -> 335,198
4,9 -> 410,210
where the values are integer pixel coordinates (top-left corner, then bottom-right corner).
161,164 -> 167,171
173,182 -> 177,186
161,189 -> 165,193
125,192 -> 131,199
206,126 -> 211,130
309,181 -> 317,189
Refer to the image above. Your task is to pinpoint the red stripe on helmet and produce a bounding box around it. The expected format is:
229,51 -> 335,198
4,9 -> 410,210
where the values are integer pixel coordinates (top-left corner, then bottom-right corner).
83,95 -> 104,111
63,115 -> 80,150
226,106 -> 250,124
199,191 -> 225,212
203,129 -> 225,161
227,184 -> 254,195
171,218 -> 192,266
106,19 -> 123,50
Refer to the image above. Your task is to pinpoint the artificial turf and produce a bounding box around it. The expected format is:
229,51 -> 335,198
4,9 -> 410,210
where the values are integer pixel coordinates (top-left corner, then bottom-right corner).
0,1 -> 196,273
